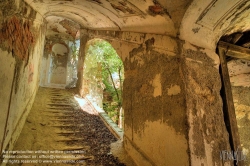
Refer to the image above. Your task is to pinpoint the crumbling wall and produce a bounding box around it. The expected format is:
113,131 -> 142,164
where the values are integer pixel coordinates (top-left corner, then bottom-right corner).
229,59 -> 250,165
232,86 -> 250,165
50,43 -> 68,84
0,0 -> 46,158
88,31 -> 190,166
0,48 -> 16,160
78,29 -> 233,165
231,86 -> 250,166
0,16 -> 35,62
122,38 -> 189,166
181,42 -> 232,166
77,29 -> 89,96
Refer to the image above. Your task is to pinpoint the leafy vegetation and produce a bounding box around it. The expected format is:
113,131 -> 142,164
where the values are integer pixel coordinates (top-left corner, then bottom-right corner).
84,39 -> 124,126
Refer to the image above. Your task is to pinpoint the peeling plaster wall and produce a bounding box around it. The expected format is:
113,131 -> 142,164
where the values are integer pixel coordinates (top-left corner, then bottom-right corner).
182,42 -> 232,166
229,59 -> 250,165
39,54 -> 50,87
0,51 -> 16,156
0,0 -> 46,157
49,43 -> 68,84
40,38 -> 70,88
76,24 -> 234,165
66,40 -> 79,88
86,30 -> 189,166
85,29 -> 233,165
180,0 -> 250,50
25,0 -> 177,35
232,86 -> 250,166
77,29 -> 89,96
228,59 -> 250,87
122,39 -> 189,166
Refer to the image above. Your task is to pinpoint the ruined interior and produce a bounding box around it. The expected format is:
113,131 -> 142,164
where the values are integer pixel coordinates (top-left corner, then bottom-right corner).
1,0 -> 250,165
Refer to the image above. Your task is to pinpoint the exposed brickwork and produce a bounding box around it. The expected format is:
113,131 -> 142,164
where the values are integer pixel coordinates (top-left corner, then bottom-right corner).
0,16 -> 35,61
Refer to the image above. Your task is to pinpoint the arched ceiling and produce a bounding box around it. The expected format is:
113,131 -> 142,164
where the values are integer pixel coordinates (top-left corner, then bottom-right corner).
24,0 -> 250,48
24,0 -> 191,37
46,16 -> 80,40
180,0 -> 250,50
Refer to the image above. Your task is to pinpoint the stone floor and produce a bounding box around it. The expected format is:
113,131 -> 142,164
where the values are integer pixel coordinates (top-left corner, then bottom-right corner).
8,87 -> 135,166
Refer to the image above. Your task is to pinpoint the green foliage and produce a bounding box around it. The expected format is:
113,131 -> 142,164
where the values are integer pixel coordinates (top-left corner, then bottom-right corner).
103,102 -> 119,122
84,39 -> 124,124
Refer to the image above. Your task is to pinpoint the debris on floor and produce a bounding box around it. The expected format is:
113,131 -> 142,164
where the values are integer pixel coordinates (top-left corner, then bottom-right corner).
9,87 -> 134,166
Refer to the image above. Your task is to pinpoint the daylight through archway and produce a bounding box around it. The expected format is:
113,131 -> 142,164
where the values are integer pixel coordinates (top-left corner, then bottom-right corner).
82,39 -> 124,128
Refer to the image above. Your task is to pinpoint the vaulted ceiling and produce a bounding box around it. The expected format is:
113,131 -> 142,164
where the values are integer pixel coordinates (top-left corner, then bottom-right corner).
180,0 -> 250,50
24,0 -> 191,38
24,0 -> 250,50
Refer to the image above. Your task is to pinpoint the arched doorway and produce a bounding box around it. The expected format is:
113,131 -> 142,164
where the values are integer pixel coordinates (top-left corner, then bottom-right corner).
82,39 -> 124,128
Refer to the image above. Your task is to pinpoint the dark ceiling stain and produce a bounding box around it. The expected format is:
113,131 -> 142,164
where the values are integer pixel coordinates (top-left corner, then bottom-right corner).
89,0 -> 102,4
51,0 -> 73,1
59,19 -> 80,38
52,27 -> 60,33
148,5 -> 163,14
110,2 -> 136,14
111,3 -> 126,13
33,0 -> 44,2
148,1 -> 171,17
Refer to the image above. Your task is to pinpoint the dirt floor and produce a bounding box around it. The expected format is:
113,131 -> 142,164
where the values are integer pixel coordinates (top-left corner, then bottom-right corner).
8,87 -> 135,166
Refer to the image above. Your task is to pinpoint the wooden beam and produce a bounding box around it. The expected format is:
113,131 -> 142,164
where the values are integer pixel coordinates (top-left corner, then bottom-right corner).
242,41 -> 250,48
231,33 -> 243,44
220,33 -> 243,44
218,41 -> 250,60
218,47 -> 244,166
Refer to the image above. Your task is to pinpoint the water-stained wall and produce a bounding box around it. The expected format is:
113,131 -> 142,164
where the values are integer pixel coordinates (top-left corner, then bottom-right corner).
84,30 -> 190,166
182,42 -> 232,166
231,86 -> 250,166
122,38 -> 189,166
40,38 -> 70,88
50,43 -> 68,84
78,29 -> 235,166
229,59 -> 250,165
0,0 -> 46,158
0,0 -> 246,165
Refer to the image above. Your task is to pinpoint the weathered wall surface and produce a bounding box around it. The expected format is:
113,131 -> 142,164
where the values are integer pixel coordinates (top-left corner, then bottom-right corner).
232,86 -> 250,166
181,42 -> 232,166
49,43 -> 68,84
82,29 -> 234,165
0,0 -> 46,157
229,59 -> 250,165
77,29 -> 89,96
122,38 -> 189,166
180,0 -> 250,50
40,38 -> 70,88
0,51 -> 16,156
228,60 -> 250,87
39,55 -> 50,87
85,30 -> 190,166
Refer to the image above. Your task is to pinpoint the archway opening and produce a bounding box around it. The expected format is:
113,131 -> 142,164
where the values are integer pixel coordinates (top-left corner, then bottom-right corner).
39,16 -> 81,89
82,39 -> 124,128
